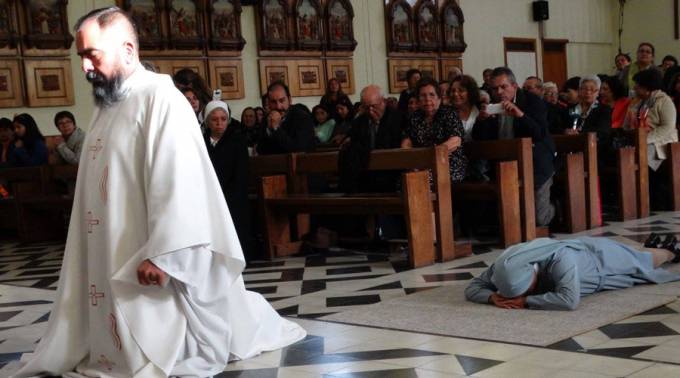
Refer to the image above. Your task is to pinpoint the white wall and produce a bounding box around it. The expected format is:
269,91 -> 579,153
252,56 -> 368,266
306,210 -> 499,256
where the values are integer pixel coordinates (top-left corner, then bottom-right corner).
0,0 -> 625,136
620,0 -> 680,64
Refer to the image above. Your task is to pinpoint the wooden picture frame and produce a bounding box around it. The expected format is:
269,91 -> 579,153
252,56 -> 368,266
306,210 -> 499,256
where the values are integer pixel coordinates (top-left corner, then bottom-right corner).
415,0 -> 439,52
207,0 -> 246,51
385,0 -> 414,52
326,0 -> 356,51
124,0 -> 165,50
325,58 -> 354,94
0,59 -> 23,107
294,0 -> 323,51
441,58 -> 463,81
0,0 -> 19,50
388,58 -> 439,94
440,0 -> 466,53
167,0 -> 205,50
21,0 -> 73,50
258,0 -> 291,50
295,59 -> 324,96
23,59 -> 74,107
208,59 -> 244,99
146,59 -> 207,80
259,59 -> 291,94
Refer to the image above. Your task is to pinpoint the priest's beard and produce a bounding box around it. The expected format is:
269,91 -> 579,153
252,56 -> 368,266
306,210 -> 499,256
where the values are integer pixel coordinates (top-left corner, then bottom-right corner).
86,69 -> 125,108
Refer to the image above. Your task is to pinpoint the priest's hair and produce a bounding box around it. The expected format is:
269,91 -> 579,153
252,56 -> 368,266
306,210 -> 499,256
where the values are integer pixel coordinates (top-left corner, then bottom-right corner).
74,6 -> 139,52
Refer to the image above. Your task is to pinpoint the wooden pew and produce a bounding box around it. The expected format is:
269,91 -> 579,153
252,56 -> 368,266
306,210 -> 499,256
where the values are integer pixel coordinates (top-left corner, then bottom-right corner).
669,142 -> 680,211
261,171 -> 435,268
602,128 -> 649,220
258,146 -> 467,267
552,132 -> 601,231
460,138 -> 534,243
0,166 -> 53,240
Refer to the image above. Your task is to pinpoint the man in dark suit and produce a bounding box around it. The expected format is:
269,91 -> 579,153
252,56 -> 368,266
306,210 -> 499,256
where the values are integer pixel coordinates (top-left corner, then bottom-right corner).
256,81 -> 316,155
340,84 -> 406,193
397,69 -> 421,112
472,67 -> 556,226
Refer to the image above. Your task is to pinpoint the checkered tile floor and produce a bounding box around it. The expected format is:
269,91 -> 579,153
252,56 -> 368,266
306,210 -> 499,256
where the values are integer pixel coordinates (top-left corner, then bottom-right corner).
1,213 -> 680,376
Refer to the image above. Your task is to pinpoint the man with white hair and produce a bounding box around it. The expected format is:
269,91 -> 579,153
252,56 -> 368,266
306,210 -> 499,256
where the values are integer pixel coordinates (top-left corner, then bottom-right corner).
13,7 -> 304,377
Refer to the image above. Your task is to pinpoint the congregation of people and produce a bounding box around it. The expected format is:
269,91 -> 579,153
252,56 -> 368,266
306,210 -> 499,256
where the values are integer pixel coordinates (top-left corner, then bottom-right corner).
3,41 -> 680,261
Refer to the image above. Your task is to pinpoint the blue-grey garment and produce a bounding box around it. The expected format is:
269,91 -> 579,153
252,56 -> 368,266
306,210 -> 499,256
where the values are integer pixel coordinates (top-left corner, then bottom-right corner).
465,237 -> 680,310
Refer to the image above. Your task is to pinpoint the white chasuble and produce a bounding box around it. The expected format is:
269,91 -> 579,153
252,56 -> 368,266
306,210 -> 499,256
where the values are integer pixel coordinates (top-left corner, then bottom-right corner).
13,67 -> 306,378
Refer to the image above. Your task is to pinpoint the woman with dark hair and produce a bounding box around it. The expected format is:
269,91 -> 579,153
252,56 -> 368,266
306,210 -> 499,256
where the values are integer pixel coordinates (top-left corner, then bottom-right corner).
240,107 -> 263,149
173,68 -> 212,122
402,77 -> 467,183
181,87 -> 206,124
660,55 -> 678,74
312,104 -> 336,144
319,78 -> 349,121
9,113 -> 48,167
600,75 -> 631,129
630,69 -> 678,209
449,74 -> 481,141
254,107 -> 266,126
331,96 -> 354,145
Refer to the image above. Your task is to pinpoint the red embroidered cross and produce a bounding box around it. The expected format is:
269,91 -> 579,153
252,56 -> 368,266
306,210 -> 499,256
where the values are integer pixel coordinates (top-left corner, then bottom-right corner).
97,354 -> 115,371
89,284 -> 104,306
88,139 -> 103,160
86,211 -> 100,233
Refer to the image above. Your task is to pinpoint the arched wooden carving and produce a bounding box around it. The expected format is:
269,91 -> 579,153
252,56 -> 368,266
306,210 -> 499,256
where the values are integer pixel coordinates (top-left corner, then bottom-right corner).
207,0 -> 246,51
295,0 -> 323,50
386,0 -> 414,52
415,0 -> 439,52
326,0 -> 356,51
0,0 -> 19,49
125,0 -> 166,50
259,0 -> 291,50
441,0 -> 466,53
22,0 -> 73,50
167,0 -> 205,50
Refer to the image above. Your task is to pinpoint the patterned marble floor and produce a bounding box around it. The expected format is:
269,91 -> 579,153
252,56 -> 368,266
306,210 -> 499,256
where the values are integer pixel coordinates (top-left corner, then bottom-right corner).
1,212 -> 680,377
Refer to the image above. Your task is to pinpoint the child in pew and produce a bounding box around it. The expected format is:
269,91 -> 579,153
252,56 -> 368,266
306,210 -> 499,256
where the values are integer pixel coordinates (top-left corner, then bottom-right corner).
465,236 -> 680,311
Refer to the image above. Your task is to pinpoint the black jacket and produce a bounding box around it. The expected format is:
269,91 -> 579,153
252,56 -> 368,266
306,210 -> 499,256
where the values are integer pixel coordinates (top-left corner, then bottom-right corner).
472,89 -> 556,188
256,104 -> 316,155
338,107 -> 407,193
204,128 -> 252,255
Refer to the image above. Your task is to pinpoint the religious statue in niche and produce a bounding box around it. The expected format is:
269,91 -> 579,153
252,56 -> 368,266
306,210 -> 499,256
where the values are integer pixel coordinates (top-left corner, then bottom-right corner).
259,0 -> 290,50
441,0 -> 466,52
416,0 -> 438,52
208,0 -> 245,51
125,0 -> 164,49
168,0 -> 204,49
387,0 -> 413,52
0,0 -> 19,49
295,0 -> 322,50
326,0 -> 356,51
21,0 -> 73,49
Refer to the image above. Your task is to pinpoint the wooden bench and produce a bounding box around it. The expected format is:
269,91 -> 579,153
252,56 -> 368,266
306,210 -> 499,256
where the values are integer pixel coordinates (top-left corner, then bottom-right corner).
669,141 -> 680,211
460,138 -> 533,243
601,128 -> 649,220
552,132 -> 601,232
258,146 -> 467,268
0,166 -> 53,241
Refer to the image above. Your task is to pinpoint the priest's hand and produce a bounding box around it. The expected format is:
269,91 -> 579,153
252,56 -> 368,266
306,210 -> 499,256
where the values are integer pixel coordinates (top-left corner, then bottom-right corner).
137,259 -> 166,287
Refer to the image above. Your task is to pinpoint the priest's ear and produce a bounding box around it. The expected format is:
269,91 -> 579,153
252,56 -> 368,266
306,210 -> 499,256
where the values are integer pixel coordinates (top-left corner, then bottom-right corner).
121,40 -> 136,65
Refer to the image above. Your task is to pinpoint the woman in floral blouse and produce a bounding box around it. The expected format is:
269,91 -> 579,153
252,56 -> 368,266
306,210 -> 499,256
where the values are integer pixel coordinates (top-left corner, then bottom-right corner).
401,77 -> 468,183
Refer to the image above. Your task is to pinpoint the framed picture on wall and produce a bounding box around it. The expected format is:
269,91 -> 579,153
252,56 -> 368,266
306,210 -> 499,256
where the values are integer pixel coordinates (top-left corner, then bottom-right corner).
124,0 -> 165,50
258,0 -> 291,50
440,0 -> 466,53
294,0 -> 324,50
441,59 -> 463,81
207,0 -> 246,51
415,0 -> 439,52
259,59 -> 291,94
0,59 -> 23,108
167,0 -> 205,50
23,59 -> 74,107
325,59 -> 354,94
388,58 -> 439,94
326,0 -> 356,51
21,0 -> 73,50
295,59 -> 324,96
385,0 -> 414,52
208,59 -> 244,99
169,59 -> 207,80
0,1 -> 19,50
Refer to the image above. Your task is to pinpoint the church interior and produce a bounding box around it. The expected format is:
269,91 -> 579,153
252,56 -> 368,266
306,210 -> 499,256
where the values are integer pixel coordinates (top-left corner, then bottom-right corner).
2,0 -> 680,377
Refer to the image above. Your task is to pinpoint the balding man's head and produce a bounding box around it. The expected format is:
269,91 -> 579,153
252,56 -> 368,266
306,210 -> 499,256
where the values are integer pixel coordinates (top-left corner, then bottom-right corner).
360,85 -> 386,122
75,7 -> 140,107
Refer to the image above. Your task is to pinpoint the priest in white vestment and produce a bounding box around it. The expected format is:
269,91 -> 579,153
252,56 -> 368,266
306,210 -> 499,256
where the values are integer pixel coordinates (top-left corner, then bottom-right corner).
13,7 -> 305,378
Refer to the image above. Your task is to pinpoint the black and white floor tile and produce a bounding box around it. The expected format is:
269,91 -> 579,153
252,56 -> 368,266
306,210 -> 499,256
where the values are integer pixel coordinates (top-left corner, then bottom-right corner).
2,213 -> 680,376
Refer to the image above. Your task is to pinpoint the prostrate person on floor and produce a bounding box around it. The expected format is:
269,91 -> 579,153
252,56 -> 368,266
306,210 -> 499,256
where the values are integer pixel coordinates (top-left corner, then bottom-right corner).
465,236 -> 680,311
12,7 -> 305,378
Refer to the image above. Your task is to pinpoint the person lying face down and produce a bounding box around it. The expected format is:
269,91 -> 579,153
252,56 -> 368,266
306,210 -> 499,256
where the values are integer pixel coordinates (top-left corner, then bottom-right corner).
465,236 -> 680,311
